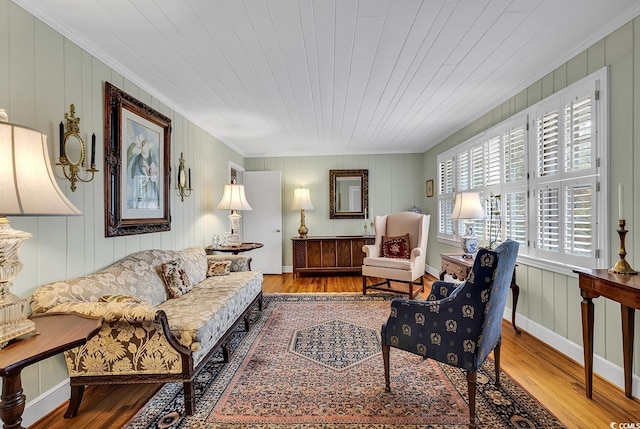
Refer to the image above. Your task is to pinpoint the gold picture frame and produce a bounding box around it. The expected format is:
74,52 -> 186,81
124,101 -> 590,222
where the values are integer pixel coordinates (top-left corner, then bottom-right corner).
426,179 -> 434,197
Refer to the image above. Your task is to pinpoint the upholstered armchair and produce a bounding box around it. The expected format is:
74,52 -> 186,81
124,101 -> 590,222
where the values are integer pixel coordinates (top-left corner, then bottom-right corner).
362,212 -> 430,299
381,240 -> 519,428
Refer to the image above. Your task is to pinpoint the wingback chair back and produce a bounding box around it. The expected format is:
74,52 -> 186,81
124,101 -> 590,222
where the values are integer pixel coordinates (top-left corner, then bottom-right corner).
381,239 -> 519,428
362,212 -> 430,299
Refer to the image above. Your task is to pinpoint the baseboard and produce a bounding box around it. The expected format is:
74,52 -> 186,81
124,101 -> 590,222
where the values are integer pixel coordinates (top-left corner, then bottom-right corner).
22,378 -> 70,427
504,308 -> 640,398
283,265 -> 292,273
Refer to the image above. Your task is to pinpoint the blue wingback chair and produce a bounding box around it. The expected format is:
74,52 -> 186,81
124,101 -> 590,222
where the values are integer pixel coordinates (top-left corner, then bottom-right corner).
381,240 -> 519,429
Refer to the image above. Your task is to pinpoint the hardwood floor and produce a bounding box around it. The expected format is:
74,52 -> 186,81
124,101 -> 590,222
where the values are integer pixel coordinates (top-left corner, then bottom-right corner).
31,274 -> 640,429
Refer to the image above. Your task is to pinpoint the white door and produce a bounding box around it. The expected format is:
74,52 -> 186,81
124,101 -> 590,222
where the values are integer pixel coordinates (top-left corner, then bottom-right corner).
242,171 -> 282,274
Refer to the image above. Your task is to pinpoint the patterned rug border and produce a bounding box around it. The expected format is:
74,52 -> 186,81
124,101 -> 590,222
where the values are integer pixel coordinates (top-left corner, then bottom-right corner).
124,293 -> 565,429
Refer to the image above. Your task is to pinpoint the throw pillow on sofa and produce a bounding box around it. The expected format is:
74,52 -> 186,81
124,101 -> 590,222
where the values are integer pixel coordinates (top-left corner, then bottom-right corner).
207,260 -> 231,276
161,259 -> 193,298
381,233 -> 411,259
98,294 -> 142,303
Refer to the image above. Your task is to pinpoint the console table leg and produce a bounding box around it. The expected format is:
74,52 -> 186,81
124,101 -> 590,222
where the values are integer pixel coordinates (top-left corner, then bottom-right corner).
621,304 -> 634,398
581,296 -> 594,398
0,372 -> 26,429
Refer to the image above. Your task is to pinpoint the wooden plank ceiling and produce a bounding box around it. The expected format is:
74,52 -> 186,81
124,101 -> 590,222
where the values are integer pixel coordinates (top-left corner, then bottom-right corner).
13,0 -> 640,157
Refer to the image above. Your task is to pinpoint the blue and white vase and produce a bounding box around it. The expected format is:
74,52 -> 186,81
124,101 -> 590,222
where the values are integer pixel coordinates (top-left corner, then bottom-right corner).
461,222 -> 479,256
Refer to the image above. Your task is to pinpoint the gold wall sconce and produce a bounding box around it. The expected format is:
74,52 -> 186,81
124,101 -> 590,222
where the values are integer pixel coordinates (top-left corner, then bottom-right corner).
176,152 -> 192,201
57,104 -> 98,191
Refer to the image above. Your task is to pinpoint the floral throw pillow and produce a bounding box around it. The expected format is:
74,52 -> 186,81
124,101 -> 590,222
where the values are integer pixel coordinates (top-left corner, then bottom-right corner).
161,259 -> 193,298
207,260 -> 231,277
381,233 -> 411,259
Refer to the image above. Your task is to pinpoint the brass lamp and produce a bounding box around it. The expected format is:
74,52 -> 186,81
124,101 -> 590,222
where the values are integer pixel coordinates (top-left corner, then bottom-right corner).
0,111 -> 82,347
291,187 -> 314,238
451,192 -> 486,258
216,181 -> 252,246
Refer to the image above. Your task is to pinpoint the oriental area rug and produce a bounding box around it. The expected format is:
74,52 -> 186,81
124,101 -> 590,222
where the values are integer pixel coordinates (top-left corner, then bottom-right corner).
125,294 -> 564,429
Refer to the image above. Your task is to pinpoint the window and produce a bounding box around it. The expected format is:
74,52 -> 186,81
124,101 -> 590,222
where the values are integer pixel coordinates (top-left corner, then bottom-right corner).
437,67 -> 608,272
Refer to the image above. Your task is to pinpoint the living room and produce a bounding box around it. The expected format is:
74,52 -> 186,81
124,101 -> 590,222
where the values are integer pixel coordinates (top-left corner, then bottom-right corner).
2,0 -> 640,427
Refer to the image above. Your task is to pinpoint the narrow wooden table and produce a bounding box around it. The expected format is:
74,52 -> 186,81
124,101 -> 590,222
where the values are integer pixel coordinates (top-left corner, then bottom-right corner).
440,253 -> 521,334
205,242 -> 263,255
0,313 -> 102,429
574,268 -> 640,399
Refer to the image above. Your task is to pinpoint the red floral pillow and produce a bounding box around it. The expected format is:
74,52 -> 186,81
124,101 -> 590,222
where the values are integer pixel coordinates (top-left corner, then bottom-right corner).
161,259 -> 193,298
381,234 -> 411,259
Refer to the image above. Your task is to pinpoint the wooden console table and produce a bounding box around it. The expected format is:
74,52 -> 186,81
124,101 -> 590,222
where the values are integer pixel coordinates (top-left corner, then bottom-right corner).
574,268 -> 640,399
0,313 -> 102,429
292,236 -> 374,278
439,253 -> 521,334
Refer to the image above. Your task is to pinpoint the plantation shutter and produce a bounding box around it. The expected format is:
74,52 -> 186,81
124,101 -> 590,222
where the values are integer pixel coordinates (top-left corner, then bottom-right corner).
564,183 -> 593,257
439,158 -> 454,195
536,111 -> 559,178
504,190 -> 527,245
486,136 -> 501,186
504,126 -> 526,183
470,144 -> 485,189
564,95 -> 593,173
536,185 -> 560,252
457,152 -> 470,192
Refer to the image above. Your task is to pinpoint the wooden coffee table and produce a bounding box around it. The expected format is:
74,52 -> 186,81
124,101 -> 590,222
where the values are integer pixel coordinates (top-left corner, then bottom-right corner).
0,313 -> 102,429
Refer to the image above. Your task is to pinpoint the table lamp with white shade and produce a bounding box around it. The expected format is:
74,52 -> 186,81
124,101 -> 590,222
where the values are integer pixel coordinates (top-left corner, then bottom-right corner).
291,187 -> 313,238
451,192 -> 486,258
216,180 -> 252,246
0,110 -> 82,347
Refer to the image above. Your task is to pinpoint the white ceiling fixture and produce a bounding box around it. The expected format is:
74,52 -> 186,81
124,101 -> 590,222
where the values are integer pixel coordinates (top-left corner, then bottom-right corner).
14,0 -> 640,157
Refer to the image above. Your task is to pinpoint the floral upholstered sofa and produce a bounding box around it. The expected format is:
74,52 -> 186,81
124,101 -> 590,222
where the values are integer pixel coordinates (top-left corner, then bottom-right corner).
29,246 -> 263,417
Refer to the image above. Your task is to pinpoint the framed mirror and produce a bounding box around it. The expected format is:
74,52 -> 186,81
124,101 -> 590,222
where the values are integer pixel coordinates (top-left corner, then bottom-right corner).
329,169 -> 368,219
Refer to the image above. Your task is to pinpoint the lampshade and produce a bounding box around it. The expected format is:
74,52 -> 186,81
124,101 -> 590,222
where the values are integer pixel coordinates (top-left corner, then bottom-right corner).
216,183 -> 253,211
0,121 -> 81,216
291,187 -> 314,211
451,192 -> 485,220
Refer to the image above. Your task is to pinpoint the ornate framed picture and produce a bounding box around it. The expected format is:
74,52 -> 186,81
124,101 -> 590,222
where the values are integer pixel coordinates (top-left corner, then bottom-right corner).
104,82 -> 171,237
426,179 -> 434,198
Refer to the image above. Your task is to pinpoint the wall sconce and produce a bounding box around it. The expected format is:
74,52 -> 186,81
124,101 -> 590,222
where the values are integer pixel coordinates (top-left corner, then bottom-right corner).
57,104 -> 98,191
176,152 -> 192,202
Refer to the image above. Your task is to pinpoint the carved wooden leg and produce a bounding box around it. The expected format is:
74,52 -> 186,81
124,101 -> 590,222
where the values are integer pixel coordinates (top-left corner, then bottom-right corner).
64,384 -> 85,419
382,344 -> 391,392
467,371 -> 477,429
183,381 -> 195,415
362,276 -> 367,295
244,315 -> 250,332
0,372 -> 26,429
259,294 -> 264,310
494,340 -> 501,387
222,339 -> 230,363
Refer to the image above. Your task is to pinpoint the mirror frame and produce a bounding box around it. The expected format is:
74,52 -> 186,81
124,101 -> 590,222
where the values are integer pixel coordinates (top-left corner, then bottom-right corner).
329,169 -> 368,219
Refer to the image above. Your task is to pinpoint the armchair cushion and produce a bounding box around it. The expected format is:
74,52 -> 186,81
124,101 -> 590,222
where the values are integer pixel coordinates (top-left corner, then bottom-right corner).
381,234 -> 411,259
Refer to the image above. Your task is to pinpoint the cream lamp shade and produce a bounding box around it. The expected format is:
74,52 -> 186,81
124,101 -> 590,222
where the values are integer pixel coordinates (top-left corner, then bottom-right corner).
0,116 -> 82,347
216,182 -> 252,246
291,187 -> 313,238
451,192 -> 485,258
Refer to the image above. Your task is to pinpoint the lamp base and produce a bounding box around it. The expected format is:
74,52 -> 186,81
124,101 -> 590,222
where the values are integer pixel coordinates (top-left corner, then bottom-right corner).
460,221 -> 480,258
0,286 -> 36,348
298,209 -> 309,238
